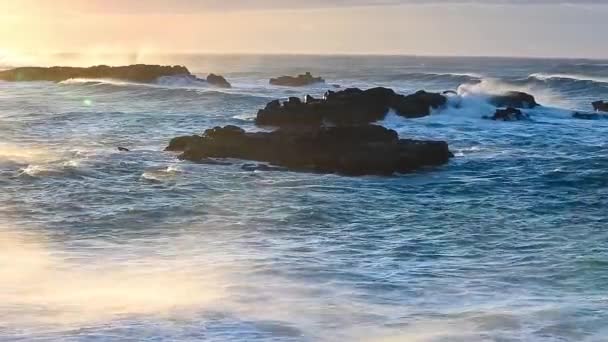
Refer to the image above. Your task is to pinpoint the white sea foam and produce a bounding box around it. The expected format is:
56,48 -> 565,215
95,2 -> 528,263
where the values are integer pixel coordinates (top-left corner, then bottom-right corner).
0,224 -> 227,328
60,75 -> 209,90
141,165 -> 183,182
530,72 -> 608,84
0,143 -> 61,165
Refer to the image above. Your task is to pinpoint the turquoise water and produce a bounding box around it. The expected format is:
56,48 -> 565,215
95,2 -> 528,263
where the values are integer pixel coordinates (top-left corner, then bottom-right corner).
1,55 -> 607,341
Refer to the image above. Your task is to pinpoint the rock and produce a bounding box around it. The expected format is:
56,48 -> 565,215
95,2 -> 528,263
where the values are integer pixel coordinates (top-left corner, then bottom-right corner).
255,87 -> 446,127
206,73 -> 232,88
167,125 -> 452,176
573,112 -> 607,120
270,72 -> 325,87
165,135 -> 203,152
241,163 -> 288,172
392,90 -> 448,119
489,91 -> 539,108
0,64 -> 191,83
592,101 -> 608,112
484,107 -> 529,121
117,147 -> 130,152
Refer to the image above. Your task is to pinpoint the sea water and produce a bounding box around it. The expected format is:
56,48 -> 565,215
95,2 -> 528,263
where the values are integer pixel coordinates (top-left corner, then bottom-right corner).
0,55 -> 607,341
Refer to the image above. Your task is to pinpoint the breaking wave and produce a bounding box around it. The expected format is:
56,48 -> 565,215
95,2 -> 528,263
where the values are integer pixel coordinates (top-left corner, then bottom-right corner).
529,72 -> 608,84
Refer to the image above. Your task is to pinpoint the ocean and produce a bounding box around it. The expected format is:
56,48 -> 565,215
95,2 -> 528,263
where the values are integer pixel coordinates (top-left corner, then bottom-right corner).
0,55 -> 607,341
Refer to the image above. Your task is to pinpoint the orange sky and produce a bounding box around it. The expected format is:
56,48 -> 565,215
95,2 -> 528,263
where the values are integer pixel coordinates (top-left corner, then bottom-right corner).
1,1 -> 607,62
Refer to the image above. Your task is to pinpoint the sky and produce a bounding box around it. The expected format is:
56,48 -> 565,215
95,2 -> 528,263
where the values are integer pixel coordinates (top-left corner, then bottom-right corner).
1,0 -> 608,61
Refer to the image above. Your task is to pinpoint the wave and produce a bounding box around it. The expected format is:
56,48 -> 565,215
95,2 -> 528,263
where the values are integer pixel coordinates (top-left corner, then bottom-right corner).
456,78 -> 573,109
0,143 -> 61,165
387,71 -> 482,84
529,73 -> 608,85
141,165 -> 184,182
60,75 -> 209,89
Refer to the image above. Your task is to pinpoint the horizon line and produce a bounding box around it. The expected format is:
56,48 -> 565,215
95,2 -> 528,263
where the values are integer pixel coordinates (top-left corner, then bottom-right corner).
10,51 -> 608,63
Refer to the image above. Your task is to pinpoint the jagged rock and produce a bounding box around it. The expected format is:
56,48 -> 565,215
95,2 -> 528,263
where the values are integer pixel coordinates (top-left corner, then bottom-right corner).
592,101 -> 608,112
0,64 -> 190,83
392,90 -> 447,119
206,73 -> 232,88
484,107 -> 529,121
489,91 -> 539,109
270,72 -> 325,87
255,87 -> 446,127
166,125 -> 452,176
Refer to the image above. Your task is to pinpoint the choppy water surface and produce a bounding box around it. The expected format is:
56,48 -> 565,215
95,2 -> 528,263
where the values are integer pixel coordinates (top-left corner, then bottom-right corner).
1,55 -> 607,341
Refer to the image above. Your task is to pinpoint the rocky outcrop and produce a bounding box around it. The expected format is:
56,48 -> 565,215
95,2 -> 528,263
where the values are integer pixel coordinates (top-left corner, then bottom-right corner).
592,101 -> 608,112
0,64 -> 191,83
270,72 -> 325,87
206,73 -> 232,88
166,125 -> 452,176
489,91 -> 539,109
255,87 -> 446,127
484,107 -> 529,121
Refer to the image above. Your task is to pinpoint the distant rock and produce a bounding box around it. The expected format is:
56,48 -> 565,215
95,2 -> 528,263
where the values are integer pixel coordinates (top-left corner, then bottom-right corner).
167,125 -> 452,176
484,107 -> 529,121
255,87 -> 446,127
117,147 -> 130,152
0,64 -> 191,83
270,72 -> 325,87
489,91 -> 539,109
592,100 -> 608,112
206,73 -> 232,88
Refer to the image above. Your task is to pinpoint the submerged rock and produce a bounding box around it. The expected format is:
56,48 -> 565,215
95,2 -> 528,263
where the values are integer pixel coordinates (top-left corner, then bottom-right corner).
270,72 -> 325,87
0,64 -> 191,83
255,87 -> 446,127
206,73 -> 232,88
489,91 -> 539,109
573,112 -> 608,120
592,100 -> 608,112
484,107 -> 529,121
167,125 -> 452,176
117,147 -> 130,152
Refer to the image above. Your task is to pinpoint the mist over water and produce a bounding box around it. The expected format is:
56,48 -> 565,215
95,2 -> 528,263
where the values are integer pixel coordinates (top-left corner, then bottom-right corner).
1,55 -> 608,341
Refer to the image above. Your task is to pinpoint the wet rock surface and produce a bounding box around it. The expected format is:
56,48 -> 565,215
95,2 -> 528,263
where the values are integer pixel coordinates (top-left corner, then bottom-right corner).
0,64 -> 191,83
167,125 -> 452,176
256,87 -> 446,127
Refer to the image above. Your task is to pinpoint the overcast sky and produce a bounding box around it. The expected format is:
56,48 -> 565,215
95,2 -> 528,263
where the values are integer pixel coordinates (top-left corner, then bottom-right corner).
1,0 -> 607,59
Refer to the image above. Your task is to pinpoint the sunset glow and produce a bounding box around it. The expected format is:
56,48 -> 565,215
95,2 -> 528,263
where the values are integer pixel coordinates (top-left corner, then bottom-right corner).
1,0 -> 608,63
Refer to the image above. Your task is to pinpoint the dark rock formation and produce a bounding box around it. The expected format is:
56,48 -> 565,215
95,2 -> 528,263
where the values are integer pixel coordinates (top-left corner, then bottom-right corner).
573,112 -> 607,120
270,72 -> 325,87
255,87 -> 446,127
489,91 -> 539,109
0,64 -> 190,83
206,73 -> 232,88
166,125 -> 452,176
592,101 -> 608,112
117,147 -> 130,152
484,107 -> 529,121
